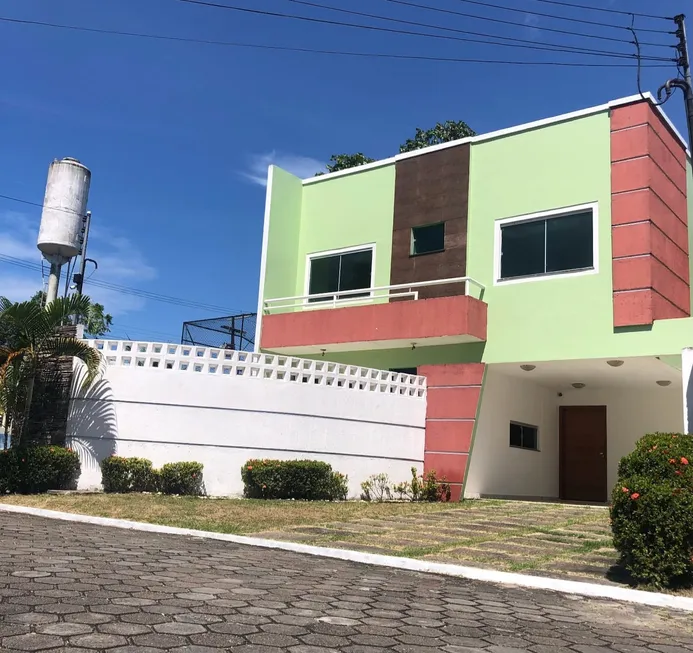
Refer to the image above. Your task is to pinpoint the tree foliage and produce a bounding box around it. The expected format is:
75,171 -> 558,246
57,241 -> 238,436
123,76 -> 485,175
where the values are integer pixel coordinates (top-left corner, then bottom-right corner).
399,120 -> 476,153
317,153 -> 375,175
25,291 -> 113,338
0,295 -> 103,448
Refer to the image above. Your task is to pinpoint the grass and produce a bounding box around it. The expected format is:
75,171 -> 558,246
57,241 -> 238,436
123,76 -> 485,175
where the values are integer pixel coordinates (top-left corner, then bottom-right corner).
0,494 -> 465,534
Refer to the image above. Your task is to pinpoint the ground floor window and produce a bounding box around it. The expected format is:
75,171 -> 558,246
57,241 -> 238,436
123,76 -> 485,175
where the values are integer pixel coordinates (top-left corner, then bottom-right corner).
509,421 -> 538,451
390,367 -> 418,375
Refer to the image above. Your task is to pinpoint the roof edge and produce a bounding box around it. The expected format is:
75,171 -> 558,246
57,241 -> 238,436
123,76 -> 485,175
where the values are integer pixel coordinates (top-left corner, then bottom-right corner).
301,93 -> 689,186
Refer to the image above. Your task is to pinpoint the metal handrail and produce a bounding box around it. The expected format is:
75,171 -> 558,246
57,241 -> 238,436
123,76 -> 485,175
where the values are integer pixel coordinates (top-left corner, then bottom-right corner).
264,276 -> 484,314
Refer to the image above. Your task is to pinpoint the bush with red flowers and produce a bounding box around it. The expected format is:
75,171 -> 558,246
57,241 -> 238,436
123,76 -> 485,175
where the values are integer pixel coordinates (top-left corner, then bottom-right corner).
0,446 -> 80,494
611,432 -> 693,587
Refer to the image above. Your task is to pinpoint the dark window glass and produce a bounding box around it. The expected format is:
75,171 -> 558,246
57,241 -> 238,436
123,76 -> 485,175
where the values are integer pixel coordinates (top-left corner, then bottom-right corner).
412,223 -> 445,255
308,249 -> 373,302
546,211 -> 593,273
500,209 -> 594,281
500,220 -> 545,279
509,422 -> 538,450
390,367 -> 418,375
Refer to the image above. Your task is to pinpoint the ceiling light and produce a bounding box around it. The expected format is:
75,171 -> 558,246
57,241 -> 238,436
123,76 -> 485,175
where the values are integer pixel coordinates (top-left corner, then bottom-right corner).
607,360 -> 624,367
520,364 -> 536,372
656,380 -> 672,387
571,382 -> 586,389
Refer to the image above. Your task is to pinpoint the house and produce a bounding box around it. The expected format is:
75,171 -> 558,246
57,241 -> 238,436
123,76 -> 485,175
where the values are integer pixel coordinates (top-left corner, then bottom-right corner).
254,93 -> 693,502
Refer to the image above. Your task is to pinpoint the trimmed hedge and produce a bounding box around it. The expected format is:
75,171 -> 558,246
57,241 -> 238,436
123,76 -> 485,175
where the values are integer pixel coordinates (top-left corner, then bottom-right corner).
101,456 -> 158,493
159,462 -> 204,496
0,446 -> 80,494
242,459 -> 348,500
100,457 -> 204,495
611,432 -> 693,587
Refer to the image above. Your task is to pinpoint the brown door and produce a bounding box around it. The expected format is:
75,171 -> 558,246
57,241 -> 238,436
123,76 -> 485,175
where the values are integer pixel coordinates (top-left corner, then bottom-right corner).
559,405 -> 607,502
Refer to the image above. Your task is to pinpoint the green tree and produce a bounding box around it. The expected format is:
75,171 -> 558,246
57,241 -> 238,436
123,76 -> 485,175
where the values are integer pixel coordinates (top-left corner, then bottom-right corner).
399,120 -> 476,153
0,295 -> 102,448
26,291 -> 113,338
317,153 -> 375,175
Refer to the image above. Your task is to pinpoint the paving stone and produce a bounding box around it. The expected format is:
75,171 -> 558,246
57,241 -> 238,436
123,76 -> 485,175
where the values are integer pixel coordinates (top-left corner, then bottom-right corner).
0,510 -> 692,653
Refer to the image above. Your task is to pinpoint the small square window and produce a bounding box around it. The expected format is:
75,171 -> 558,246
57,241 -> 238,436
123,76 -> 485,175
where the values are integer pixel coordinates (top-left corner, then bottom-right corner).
411,223 -> 445,256
509,422 -> 538,451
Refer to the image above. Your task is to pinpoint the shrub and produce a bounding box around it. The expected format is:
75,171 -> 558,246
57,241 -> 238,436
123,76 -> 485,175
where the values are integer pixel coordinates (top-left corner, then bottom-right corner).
611,432 -> 693,587
159,462 -> 204,496
361,474 -> 392,502
101,456 -> 158,493
242,459 -> 347,500
0,446 -> 80,494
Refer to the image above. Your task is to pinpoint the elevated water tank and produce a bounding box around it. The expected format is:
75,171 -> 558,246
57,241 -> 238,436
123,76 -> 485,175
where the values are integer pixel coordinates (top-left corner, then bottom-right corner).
37,157 -> 91,264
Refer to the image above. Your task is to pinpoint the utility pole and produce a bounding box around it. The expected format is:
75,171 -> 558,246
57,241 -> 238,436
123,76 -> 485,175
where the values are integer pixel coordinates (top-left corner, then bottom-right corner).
73,210 -> 92,297
665,15 -> 693,153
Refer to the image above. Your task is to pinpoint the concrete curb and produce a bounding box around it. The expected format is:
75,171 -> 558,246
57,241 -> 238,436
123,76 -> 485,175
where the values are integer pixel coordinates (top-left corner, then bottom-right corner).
2,502 -> 692,613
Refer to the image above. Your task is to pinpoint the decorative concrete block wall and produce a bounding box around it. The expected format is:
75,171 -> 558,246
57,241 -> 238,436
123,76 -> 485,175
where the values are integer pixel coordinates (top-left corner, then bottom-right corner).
68,342 -> 427,497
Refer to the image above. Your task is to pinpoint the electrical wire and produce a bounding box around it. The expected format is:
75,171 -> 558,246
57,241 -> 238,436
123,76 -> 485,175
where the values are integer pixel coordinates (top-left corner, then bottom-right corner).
379,0 -> 673,48
0,16 -> 672,67
452,0 -> 673,34
536,0 -> 673,21
0,193 -> 85,217
629,17 -> 673,107
286,0 -> 671,60
0,253 -> 240,314
176,0 -> 674,49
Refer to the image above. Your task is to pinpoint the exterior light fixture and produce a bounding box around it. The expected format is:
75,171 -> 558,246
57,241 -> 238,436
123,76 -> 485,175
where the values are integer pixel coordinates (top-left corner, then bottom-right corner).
520,364 -> 536,372
411,343 -> 417,351
320,349 -> 326,358
607,360 -> 624,367
571,382 -> 586,389
656,380 -> 672,387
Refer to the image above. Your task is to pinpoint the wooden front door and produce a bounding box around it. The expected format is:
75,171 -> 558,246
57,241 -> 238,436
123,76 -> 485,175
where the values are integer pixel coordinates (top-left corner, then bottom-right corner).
559,405 -> 607,502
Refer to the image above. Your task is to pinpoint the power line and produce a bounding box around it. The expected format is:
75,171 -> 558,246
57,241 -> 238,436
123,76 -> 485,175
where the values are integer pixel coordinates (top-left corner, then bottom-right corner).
0,15 -> 671,67
287,0 -> 671,60
454,0 -> 673,34
0,253 -> 239,314
0,193 -> 85,217
175,0 -> 673,51
379,0 -> 672,48
535,0 -> 673,21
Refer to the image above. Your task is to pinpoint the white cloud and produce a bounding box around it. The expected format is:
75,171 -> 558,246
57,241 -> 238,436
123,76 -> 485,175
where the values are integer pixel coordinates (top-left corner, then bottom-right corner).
241,151 -> 324,186
0,209 -> 156,316
523,13 -> 541,39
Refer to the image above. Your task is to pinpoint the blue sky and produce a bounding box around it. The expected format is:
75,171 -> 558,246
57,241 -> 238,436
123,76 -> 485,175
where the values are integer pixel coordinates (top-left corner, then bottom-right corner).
0,0 -> 687,344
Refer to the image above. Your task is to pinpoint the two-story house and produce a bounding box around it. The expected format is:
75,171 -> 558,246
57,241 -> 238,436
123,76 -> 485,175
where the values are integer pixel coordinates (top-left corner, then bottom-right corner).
254,93 -> 693,502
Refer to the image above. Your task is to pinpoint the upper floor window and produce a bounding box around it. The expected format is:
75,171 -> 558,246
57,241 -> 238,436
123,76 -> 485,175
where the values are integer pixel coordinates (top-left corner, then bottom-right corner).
307,246 -> 373,303
411,223 -> 445,256
497,205 -> 596,282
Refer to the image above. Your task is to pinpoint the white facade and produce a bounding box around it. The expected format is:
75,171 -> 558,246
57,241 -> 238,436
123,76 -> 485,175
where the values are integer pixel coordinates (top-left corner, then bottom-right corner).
465,363 -> 683,500
68,342 -> 426,497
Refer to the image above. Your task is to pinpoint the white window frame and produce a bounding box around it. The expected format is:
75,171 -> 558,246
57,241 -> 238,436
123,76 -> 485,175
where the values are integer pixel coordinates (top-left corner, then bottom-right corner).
303,243 -> 376,306
494,202 -> 599,286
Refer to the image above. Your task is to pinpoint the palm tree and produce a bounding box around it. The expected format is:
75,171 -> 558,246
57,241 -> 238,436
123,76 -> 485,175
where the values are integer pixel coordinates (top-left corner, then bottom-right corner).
0,295 -> 102,448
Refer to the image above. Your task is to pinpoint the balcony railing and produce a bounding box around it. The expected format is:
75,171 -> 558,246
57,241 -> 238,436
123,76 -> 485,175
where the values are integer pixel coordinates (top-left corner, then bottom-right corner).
264,276 -> 485,314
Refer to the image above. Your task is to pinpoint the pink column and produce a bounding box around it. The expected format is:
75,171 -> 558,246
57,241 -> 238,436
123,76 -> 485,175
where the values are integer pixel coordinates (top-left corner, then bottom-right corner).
418,363 -> 485,501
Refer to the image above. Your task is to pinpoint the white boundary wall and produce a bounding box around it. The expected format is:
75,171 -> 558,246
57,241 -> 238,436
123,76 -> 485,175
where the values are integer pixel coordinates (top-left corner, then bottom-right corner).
68,342 -> 427,497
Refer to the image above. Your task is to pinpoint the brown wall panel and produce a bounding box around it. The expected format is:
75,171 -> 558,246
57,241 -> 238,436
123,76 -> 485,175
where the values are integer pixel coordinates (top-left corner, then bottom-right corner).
391,144 -> 471,299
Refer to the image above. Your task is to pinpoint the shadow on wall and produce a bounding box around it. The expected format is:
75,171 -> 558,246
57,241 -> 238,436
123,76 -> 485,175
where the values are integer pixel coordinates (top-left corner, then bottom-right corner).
66,365 -> 118,476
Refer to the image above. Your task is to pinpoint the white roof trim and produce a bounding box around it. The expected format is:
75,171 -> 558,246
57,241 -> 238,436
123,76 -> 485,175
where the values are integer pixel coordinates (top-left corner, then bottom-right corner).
300,93 -> 689,185
302,157 -> 396,185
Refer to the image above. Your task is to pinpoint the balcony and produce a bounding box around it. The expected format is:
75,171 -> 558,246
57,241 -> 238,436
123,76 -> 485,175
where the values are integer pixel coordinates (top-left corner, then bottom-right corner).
260,277 -> 487,355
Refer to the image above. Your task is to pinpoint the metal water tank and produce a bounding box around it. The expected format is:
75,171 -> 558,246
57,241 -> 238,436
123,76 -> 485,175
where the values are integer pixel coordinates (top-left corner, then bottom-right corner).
37,157 -> 91,264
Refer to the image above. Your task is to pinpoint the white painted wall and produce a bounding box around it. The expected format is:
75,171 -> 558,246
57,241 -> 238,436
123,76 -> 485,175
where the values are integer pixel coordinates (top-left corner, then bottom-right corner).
67,357 -> 426,498
465,369 -> 559,499
465,368 -> 683,499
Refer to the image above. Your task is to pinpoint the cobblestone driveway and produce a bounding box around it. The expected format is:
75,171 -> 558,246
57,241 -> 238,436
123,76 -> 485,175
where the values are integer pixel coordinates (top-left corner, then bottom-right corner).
0,512 -> 690,652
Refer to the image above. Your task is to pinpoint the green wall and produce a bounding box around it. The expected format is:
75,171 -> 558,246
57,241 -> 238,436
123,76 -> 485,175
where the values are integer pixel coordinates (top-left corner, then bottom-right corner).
295,164 -> 396,296
467,111 -> 693,363
262,167 -> 303,304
